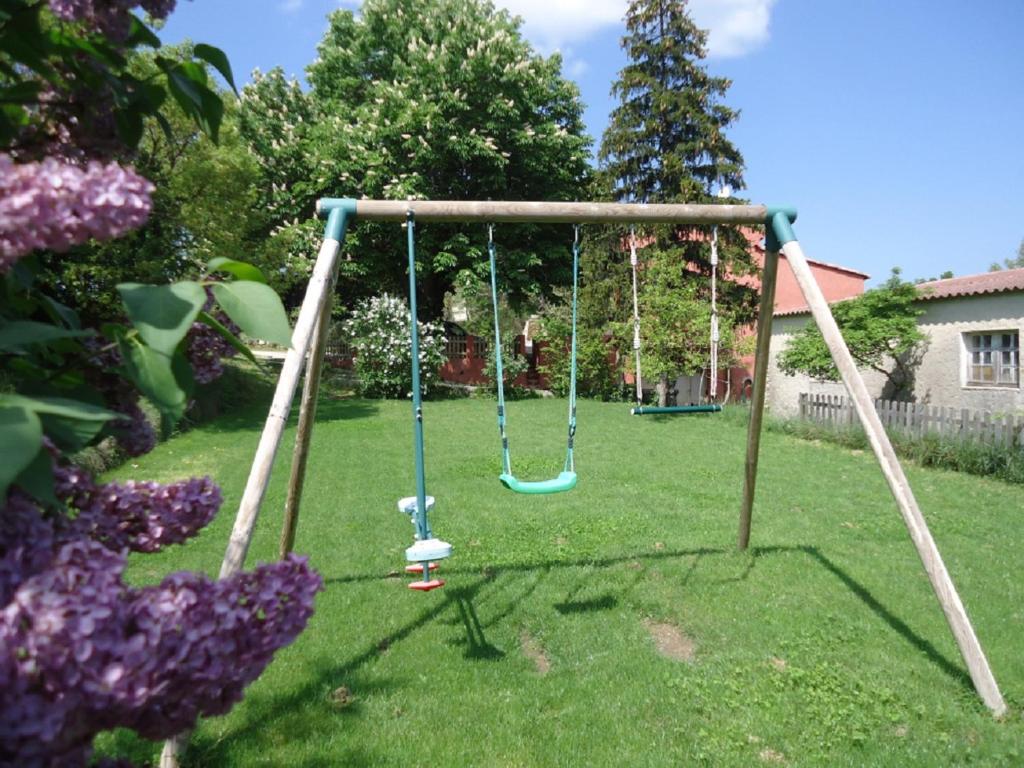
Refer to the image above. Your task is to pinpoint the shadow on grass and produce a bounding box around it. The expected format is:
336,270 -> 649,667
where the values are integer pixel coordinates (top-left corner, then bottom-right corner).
197,397 -> 381,436
324,543 -> 974,693
800,545 -> 971,690
184,543 -> 974,764
188,576 -> 500,765
555,593 -> 618,614
452,585 -> 506,660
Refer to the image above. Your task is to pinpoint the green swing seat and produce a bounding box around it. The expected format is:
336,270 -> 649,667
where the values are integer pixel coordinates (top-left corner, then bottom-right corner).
499,471 -> 578,495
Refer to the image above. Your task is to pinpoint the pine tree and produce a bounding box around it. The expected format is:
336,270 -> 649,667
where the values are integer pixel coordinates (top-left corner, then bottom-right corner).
599,0 -> 744,205
598,0 -> 755,405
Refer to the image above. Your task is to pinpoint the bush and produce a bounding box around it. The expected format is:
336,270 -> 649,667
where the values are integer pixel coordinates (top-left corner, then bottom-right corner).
765,413 -> 1024,485
539,329 -> 624,400
344,293 -> 447,398
482,332 -> 531,399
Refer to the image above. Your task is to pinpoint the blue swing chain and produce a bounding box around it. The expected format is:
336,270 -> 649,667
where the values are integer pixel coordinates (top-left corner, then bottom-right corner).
487,225 -> 514,477
487,224 -> 580,482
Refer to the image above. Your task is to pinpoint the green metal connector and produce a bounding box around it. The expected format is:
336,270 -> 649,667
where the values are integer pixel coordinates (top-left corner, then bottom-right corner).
765,206 -> 798,252
317,198 -> 358,241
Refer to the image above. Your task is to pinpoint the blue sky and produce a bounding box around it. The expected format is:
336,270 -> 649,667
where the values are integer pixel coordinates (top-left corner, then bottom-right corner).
161,0 -> 1024,284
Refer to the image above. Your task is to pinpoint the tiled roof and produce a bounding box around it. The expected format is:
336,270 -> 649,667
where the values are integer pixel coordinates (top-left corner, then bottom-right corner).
916,268 -> 1024,300
773,296 -> 857,318
774,267 -> 1024,318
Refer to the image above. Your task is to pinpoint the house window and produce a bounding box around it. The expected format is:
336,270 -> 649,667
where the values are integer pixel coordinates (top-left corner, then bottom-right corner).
964,331 -> 1019,387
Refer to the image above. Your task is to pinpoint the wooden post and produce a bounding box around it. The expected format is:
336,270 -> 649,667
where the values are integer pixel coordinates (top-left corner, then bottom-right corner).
280,272 -> 336,558
738,247 -> 780,551
780,238 -> 1007,716
160,233 -> 344,767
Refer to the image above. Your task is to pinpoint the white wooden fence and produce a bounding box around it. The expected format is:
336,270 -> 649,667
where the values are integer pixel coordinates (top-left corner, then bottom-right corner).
799,393 -> 1024,448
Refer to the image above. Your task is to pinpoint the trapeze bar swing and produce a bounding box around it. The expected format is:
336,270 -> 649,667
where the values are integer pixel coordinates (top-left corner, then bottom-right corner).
628,214 -> 724,417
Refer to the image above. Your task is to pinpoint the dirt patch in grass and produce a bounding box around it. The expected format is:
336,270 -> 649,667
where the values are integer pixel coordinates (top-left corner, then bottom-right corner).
759,747 -> 786,763
643,619 -> 695,662
329,686 -> 354,710
520,631 -> 551,675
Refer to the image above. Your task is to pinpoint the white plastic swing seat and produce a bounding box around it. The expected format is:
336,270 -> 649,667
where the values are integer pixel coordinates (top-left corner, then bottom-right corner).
499,471 -> 577,495
397,495 -> 435,515
405,538 -> 452,563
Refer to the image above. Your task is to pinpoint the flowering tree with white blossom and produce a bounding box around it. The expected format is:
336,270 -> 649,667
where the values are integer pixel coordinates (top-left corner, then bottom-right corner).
0,2 -> 323,765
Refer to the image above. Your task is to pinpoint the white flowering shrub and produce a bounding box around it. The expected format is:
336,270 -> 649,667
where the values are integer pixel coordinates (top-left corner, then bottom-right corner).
344,293 -> 447,398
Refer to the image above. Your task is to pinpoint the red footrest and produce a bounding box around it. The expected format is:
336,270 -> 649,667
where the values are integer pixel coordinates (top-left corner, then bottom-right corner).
408,578 -> 445,591
405,563 -> 438,574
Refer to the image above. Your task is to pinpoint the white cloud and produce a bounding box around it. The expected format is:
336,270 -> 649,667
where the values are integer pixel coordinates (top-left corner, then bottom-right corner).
688,0 -> 776,58
334,1 -> 774,60
280,0 -> 304,12
493,0 -> 624,51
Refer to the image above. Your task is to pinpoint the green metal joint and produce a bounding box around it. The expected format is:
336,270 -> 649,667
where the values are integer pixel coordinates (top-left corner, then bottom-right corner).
317,198 -> 357,241
765,208 -> 798,252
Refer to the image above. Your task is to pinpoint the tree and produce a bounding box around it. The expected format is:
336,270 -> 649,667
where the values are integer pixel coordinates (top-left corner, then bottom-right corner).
594,0 -> 755,404
989,238 -> 1024,271
237,0 -> 592,317
778,269 -> 927,399
36,49 -> 262,324
0,3 -> 319,764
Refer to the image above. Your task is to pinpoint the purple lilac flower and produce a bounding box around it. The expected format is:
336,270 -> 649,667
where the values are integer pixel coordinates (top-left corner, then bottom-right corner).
0,154 -> 154,270
1,456 -> 322,765
48,0 -> 177,38
73,476 -> 222,553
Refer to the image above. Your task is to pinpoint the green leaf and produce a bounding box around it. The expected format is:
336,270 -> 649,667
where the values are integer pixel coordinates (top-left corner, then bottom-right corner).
14,446 -> 58,507
163,60 -> 223,142
0,81 -> 41,104
207,257 -> 266,284
0,321 -> 90,351
196,85 -> 224,143
121,338 -> 188,421
0,406 -> 42,499
194,43 -> 237,94
212,282 -> 293,347
117,281 -> 207,357
1,394 -> 121,423
40,295 -> 81,329
5,394 -> 121,452
197,310 -> 259,365
125,14 -> 162,49
114,108 -> 145,150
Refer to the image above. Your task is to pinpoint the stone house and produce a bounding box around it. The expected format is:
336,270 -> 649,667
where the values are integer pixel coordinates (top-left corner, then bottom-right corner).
767,268 -> 1024,417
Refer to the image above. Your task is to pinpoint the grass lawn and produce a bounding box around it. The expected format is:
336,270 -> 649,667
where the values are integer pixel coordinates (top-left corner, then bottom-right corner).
97,390 -> 1024,766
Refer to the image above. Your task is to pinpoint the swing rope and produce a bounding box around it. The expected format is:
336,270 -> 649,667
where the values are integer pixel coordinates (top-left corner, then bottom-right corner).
487,225 -> 580,493
629,227 -> 643,407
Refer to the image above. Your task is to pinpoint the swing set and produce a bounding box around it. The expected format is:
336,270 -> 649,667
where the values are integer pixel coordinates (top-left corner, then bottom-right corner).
162,197 -> 1006,768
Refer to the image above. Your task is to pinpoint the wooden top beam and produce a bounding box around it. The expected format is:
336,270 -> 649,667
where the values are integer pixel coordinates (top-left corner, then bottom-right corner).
318,198 -> 776,225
